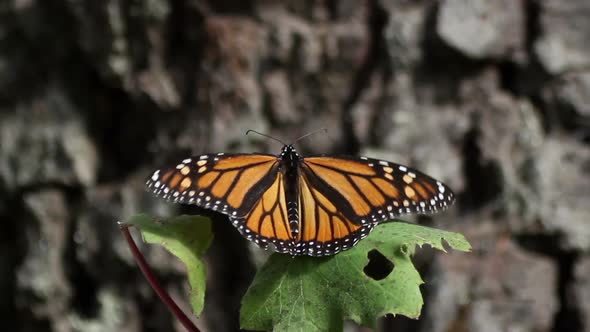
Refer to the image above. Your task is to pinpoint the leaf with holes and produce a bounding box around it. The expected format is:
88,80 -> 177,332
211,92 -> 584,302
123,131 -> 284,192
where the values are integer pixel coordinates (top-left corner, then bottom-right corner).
240,221 -> 471,332
128,214 -> 213,316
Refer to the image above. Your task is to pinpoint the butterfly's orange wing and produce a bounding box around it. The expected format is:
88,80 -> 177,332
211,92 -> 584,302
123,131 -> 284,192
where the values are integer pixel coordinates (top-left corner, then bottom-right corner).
146,153 -> 295,253
295,156 -> 455,256
232,171 -> 295,253
147,153 -> 279,216
295,173 -> 376,255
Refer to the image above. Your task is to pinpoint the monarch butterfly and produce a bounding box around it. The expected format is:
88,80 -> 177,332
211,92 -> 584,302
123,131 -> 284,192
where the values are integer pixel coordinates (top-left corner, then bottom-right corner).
146,131 -> 455,256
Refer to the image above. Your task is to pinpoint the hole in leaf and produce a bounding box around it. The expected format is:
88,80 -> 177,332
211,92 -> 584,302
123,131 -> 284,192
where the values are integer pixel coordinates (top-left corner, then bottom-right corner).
364,250 -> 394,280
441,238 -> 452,252
399,244 -> 409,256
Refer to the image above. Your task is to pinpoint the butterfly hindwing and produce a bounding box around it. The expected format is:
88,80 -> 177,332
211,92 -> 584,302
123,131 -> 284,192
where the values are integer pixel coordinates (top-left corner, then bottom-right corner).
295,173 -> 376,256
230,171 -> 294,254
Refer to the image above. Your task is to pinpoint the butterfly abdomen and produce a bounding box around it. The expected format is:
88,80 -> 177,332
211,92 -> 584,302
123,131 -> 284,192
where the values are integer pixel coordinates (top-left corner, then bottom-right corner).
280,145 -> 302,239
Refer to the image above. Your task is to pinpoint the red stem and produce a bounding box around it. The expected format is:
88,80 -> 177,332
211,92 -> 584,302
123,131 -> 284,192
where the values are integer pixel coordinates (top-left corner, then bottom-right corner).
120,225 -> 201,332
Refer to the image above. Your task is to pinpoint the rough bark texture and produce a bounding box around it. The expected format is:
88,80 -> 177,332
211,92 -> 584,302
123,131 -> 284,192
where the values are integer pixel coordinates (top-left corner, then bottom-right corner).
1,1 -> 589,331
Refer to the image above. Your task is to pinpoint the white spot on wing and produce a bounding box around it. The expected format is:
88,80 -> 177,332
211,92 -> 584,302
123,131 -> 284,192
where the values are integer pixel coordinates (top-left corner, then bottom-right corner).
151,170 -> 160,181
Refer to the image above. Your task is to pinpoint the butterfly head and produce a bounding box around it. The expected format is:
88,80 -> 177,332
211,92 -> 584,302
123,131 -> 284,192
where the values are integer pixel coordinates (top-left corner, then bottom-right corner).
280,144 -> 300,162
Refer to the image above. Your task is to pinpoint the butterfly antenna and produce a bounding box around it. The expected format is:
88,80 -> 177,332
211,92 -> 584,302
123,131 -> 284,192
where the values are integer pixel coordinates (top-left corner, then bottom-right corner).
245,130 -> 287,145
292,128 -> 328,144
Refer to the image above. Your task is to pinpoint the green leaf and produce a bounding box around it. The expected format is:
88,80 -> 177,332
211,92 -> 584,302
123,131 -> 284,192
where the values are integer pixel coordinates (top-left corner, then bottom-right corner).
127,214 -> 213,316
240,221 -> 471,332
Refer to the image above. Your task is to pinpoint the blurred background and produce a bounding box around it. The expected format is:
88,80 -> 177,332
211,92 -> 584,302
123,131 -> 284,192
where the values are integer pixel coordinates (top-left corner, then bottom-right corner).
1,0 -> 589,331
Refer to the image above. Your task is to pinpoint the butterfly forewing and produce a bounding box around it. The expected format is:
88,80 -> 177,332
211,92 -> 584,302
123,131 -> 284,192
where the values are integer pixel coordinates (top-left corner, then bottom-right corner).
146,153 -> 279,218
302,156 -> 455,225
